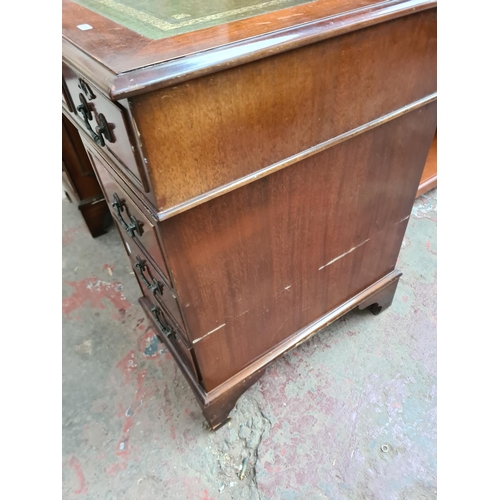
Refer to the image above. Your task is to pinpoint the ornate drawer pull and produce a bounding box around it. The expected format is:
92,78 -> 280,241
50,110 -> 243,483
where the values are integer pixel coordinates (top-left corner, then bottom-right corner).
135,256 -> 163,297
111,193 -> 144,237
76,93 -> 114,147
151,306 -> 175,339
94,113 -> 113,147
77,93 -> 93,127
78,78 -> 95,100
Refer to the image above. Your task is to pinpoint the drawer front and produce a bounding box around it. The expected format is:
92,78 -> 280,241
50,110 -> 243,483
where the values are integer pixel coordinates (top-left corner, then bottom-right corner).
87,148 -> 171,285
62,62 -> 148,192
124,241 -> 187,339
145,297 -> 198,379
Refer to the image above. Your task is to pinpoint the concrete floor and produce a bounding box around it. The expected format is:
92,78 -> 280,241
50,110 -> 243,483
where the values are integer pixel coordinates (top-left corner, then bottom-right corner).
62,189 -> 437,500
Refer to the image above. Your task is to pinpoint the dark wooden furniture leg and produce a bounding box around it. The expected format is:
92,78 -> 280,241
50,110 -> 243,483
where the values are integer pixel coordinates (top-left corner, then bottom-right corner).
139,296 -> 265,430
202,369 -> 266,430
358,271 -> 402,315
141,272 -> 402,430
62,114 -> 111,238
416,130 -> 437,198
204,272 -> 402,428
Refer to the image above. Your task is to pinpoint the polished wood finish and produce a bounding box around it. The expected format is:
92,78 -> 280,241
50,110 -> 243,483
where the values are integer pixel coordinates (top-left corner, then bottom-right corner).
140,296 -> 265,429
417,131 -> 437,197
62,114 -> 96,193
142,271 -> 402,429
62,114 -> 110,237
140,297 -> 201,384
358,274 -> 401,314
131,9 -> 436,212
63,0 -> 435,99
127,243 -> 187,339
85,147 -> 171,282
63,0 -> 437,428
161,103 -> 436,391
202,368 -> 267,431
62,62 -> 151,193
74,0 -> 313,40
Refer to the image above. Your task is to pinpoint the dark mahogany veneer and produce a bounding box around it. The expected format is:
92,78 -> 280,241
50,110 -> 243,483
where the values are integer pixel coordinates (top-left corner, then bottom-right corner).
62,0 -> 436,429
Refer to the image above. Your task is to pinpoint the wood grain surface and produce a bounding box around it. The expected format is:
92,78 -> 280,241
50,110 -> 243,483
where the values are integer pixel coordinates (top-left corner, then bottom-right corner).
161,102 -> 437,391
131,9 -> 436,213
63,0 -> 437,427
417,131 -> 437,197
62,0 -> 436,98
62,114 -> 110,237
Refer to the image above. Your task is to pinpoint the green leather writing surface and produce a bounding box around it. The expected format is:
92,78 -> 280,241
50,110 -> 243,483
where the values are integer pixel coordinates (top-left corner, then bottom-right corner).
74,0 -> 313,40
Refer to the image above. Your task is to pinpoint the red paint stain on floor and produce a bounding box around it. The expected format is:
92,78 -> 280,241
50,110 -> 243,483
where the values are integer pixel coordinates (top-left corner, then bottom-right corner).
106,462 -> 127,476
62,225 -> 84,246
62,276 -> 131,317
116,370 -> 150,461
116,350 -> 137,385
68,456 -> 88,494
111,307 -> 128,322
163,384 -> 177,441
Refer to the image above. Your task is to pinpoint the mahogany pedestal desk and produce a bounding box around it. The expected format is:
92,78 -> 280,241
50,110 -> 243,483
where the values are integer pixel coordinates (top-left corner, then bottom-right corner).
62,0 -> 437,429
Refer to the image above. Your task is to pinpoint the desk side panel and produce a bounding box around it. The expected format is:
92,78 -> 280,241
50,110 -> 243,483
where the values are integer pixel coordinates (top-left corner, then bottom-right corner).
160,102 -> 437,391
131,9 -> 436,212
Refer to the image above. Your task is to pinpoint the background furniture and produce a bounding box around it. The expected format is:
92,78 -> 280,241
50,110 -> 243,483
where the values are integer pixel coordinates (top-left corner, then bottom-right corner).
62,113 -> 110,237
62,0 -> 437,428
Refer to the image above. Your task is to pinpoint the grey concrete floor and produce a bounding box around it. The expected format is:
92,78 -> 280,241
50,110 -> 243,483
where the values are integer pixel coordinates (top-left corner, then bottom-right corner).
62,189 -> 437,500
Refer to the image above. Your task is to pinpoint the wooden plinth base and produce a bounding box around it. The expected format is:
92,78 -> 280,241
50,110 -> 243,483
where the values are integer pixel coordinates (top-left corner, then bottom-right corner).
416,132 -> 437,198
140,269 -> 402,430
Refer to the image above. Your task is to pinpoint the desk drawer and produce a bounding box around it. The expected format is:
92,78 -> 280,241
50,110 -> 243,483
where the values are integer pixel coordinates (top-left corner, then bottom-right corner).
87,148 -> 172,285
125,242 -> 187,340
62,62 -> 148,192
144,297 -> 198,379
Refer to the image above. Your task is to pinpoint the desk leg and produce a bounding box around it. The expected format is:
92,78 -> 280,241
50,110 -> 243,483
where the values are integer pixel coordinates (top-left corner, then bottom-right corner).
203,368 -> 266,430
357,272 -> 401,315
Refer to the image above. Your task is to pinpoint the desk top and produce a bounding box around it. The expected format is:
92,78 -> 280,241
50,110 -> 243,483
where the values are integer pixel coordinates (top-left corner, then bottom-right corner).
73,0 -> 313,40
62,0 -> 436,99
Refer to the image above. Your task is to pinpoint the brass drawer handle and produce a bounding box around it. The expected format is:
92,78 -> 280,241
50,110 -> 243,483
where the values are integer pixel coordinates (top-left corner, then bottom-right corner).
151,306 -> 175,339
135,256 -> 164,297
111,193 -> 144,238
